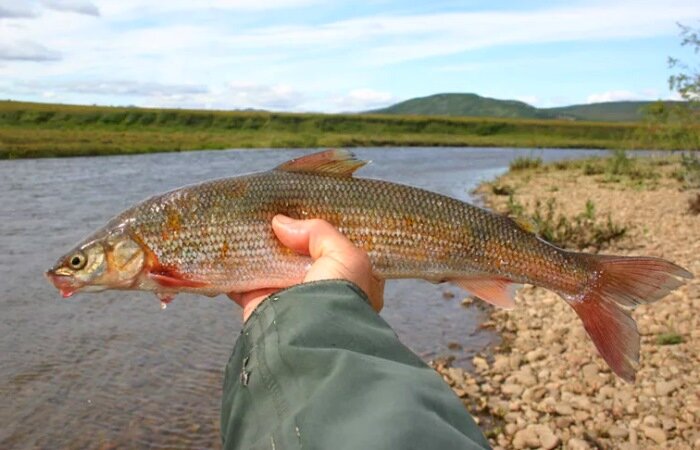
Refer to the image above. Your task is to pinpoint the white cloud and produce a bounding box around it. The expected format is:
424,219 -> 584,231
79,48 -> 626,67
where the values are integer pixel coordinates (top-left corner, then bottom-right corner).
20,80 -> 208,96
0,41 -> 61,61
97,0 -> 320,16
225,0 -> 700,64
332,88 -> 396,111
586,90 -> 644,103
0,0 -> 698,111
41,0 -> 99,16
0,2 -> 37,18
515,95 -> 540,106
224,82 -> 304,109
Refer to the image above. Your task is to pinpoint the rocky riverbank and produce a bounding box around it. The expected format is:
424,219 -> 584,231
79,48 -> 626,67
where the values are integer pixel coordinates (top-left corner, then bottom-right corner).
433,155 -> 700,449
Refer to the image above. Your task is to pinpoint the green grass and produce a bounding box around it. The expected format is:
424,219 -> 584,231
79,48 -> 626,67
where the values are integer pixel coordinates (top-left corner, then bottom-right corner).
0,100 -> 697,159
509,155 -> 542,171
656,332 -> 684,346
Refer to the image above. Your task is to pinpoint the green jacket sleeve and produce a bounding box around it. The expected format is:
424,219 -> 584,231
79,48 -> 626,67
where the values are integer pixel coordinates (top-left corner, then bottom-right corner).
220,280 -> 491,450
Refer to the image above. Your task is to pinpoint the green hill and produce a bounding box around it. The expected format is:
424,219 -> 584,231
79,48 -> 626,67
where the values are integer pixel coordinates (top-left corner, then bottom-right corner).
545,101 -> 681,122
372,93 -> 553,119
372,93 -> 684,122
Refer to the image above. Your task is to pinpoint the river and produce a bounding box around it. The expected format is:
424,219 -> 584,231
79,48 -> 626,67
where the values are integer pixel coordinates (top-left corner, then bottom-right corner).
0,147 -> 611,449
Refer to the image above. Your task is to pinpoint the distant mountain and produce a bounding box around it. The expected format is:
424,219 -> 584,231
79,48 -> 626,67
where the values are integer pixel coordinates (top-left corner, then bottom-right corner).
371,93 -> 683,122
371,93 -> 552,119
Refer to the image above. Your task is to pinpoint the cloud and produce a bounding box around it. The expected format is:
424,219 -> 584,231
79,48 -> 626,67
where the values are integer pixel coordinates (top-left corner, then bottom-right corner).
41,0 -> 99,16
0,41 -> 61,61
332,88 -> 396,111
0,1 -> 38,18
224,82 -> 304,109
515,95 -> 540,107
586,90 -> 644,103
227,0 -> 699,64
97,0 -> 320,16
20,80 -> 208,96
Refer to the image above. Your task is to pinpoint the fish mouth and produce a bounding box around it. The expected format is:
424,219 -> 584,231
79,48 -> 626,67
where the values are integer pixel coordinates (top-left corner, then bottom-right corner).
45,270 -> 83,298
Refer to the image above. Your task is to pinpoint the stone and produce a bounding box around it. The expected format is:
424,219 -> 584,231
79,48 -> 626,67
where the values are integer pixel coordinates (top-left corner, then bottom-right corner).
654,380 -> 679,397
502,383 -> 524,397
525,348 -> 546,362
493,355 -> 510,371
606,425 -> 629,439
555,403 -> 574,416
642,427 -> 666,444
567,437 -> 591,450
642,415 -> 659,427
533,425 -> 560,450
512,427 -> 539,449
472,356 -> 489,372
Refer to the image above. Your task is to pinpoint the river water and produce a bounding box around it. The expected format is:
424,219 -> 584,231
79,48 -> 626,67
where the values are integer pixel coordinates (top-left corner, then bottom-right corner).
0,147 -> 610,449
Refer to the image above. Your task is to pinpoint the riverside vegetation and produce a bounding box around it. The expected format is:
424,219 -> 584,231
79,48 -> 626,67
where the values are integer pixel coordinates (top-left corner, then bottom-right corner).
1,100 -> 699,159
433,152 -> 700,449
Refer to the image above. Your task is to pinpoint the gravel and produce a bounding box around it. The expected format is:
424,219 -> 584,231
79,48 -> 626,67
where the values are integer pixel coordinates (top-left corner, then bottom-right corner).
432,160 -> 700,449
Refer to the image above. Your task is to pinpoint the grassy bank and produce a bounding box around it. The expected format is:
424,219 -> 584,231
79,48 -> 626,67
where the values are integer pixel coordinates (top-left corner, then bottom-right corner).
2,100 -> 695,159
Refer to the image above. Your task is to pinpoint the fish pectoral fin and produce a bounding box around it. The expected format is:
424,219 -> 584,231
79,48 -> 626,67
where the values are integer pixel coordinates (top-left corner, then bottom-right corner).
148,271 -> 208,289
275,149 -> 367,177
449,276 -> 521,309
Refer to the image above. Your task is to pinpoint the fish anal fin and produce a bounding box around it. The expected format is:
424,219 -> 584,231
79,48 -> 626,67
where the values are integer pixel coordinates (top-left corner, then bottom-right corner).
450,276 -> 520,309
275,149 -> 367,177
148,271 -> 208,289
512,216 -> 538,234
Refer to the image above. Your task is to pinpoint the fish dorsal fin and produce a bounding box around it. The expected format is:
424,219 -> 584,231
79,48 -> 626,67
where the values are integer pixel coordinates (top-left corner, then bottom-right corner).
275,149 -> 367,177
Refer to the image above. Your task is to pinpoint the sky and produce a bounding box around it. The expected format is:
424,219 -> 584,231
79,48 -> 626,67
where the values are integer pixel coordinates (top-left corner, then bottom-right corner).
0,0 -> 698,112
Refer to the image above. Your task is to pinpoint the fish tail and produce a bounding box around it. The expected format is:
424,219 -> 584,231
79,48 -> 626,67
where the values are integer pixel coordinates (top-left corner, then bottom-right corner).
565,254 -> 692,383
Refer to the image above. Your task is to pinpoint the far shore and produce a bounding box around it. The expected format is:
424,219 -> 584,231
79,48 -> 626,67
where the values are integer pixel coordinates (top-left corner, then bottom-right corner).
2,100 -> 697,160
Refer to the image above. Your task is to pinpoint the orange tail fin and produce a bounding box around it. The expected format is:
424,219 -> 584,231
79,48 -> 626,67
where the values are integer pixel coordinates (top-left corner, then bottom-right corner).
565,255 -> 692,383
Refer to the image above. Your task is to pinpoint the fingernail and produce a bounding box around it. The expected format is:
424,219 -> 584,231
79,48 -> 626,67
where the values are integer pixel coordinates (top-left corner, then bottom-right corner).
275,214 -> 294,225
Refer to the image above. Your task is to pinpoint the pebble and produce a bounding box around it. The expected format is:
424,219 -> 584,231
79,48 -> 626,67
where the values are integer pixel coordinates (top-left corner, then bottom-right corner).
567,437 -> 591,450
655,380 -> 679,397
642,427 -> 667,444
607,425 -> 629,439
512,428 -> 539,449
501,384 -> 524,397
555,403 -> 574,416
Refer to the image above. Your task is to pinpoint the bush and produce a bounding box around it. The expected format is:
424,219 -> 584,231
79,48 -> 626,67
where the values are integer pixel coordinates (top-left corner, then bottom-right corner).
672,152 -> 700,189
491,184 -> 515,196
509,155 -> 542,171
506,197 -> 627,251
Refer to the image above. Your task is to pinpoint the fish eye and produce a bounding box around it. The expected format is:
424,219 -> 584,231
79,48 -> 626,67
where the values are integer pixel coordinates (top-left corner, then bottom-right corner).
68,253 -> 87,270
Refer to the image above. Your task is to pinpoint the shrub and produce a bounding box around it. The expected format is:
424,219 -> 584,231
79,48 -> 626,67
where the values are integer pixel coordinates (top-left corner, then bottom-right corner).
509,155 -> 542,171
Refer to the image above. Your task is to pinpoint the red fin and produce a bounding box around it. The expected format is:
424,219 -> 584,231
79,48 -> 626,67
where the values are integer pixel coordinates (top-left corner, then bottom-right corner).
275,149 -> 367,177
148,271 -> 208,289
450,276 -> 520,309
567,255 -> 692,383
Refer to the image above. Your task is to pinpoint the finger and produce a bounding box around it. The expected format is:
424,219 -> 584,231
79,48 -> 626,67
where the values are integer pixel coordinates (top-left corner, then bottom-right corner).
272,215 -> 359,260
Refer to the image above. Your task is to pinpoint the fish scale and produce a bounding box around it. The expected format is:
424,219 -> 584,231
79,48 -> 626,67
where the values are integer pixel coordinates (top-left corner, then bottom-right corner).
47,149 -> 692,382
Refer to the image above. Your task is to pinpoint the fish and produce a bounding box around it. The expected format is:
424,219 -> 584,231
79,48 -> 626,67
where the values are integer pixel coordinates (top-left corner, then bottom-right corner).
46,149 -> 692,382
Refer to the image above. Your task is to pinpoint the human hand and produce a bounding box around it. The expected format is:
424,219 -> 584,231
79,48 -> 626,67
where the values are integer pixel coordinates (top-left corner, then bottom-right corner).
228,215 -> 384,321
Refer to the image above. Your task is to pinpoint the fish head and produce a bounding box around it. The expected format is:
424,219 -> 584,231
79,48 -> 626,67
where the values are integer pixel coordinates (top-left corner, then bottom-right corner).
46,229 -> 146,297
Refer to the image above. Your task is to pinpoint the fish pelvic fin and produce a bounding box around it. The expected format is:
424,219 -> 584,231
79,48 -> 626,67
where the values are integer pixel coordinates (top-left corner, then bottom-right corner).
566,255 -> 692,383
275,149 -> 367,177
450,276 -> 521,309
